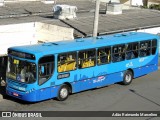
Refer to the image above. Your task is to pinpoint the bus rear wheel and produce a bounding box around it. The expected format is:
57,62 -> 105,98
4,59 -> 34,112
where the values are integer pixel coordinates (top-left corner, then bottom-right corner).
57,84 -> 69,101
122,70 -> 133,85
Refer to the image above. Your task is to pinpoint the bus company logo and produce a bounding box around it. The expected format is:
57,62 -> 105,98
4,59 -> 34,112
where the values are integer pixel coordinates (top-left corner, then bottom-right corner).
93,76 -> 105,83
1,112 -> 42,118
2,112 -> 11,117
98,76 -> 105,81
126,62 -> 133,68
139,57 -> 147,62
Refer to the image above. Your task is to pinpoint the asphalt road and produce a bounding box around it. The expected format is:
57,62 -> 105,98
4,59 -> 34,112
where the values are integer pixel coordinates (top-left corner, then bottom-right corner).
0,69 -> 160,120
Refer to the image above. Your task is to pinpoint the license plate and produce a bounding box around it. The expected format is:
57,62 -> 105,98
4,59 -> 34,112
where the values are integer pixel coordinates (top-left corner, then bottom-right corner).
13,92 -> 19,97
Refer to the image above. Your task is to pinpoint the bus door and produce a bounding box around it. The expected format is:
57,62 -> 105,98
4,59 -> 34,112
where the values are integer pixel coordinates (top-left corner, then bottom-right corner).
38,55 -> 55,100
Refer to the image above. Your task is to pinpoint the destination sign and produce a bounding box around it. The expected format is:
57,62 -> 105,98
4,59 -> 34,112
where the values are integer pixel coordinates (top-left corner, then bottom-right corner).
8,50 -> 35,60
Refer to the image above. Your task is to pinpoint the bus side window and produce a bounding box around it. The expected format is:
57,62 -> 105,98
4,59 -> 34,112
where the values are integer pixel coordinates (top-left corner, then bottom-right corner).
132,42 -> 139,58
38,55 -> 54,85
112,44 -> 125,62
139,40 -> 151,57
58,52 -> 76,72
152,39 -> 157,55
97,47 -> 111,65
78,49 -> 96,69
126,42 -> 138,60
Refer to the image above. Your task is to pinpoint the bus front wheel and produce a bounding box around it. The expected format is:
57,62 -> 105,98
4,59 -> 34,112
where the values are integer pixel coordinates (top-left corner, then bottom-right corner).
122,70 -> 133,85
57,84 -> 69,101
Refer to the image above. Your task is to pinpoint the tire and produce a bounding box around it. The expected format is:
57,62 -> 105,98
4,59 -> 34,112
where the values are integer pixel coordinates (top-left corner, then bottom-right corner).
122,70 -> 133,85
57,84 -> 69,101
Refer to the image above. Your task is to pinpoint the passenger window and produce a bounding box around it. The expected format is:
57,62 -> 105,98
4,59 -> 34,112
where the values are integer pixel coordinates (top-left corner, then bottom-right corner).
152,39 -> 157,55
133,42 -> 139,51
139,40 -> 151,57
78,49 -> 96,68
126,42 -> 138,60
38,55 -> 54,85
112,44 -> 125,62
58,52 -> 76,72
97,47 -> 111,65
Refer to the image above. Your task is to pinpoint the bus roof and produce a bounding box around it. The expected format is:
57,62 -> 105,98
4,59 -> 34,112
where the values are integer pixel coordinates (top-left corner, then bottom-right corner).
9,32 -> 158,57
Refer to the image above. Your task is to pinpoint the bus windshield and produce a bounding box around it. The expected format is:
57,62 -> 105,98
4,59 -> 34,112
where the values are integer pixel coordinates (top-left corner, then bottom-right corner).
6,57 -> 36,83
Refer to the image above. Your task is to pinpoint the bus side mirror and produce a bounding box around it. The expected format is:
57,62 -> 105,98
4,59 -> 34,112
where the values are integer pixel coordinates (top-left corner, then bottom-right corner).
41,66 -> 45,74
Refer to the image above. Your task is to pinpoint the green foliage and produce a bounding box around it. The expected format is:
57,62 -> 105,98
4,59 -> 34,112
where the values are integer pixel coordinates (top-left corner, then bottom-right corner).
149,4 -> 160,10
142,5 -> 148,9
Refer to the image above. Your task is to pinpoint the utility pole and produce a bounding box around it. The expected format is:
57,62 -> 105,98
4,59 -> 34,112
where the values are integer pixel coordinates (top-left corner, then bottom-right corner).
93,0 -> 100,37
129,0 -> 132,7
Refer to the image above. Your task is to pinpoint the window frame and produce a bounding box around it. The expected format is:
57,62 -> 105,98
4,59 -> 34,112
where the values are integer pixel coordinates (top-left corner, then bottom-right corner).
97,46 -> 111,65
57,51 -> 77,73
151,39 -> 157,55
112,44 -> 126,63
125,42 -> 139,60
38,55 -> 55,86
78,48 -> 96,69
139,40 -> 151,57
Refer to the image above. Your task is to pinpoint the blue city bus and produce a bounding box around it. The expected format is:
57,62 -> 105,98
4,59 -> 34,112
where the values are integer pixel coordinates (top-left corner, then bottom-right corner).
6,32 -> 159,102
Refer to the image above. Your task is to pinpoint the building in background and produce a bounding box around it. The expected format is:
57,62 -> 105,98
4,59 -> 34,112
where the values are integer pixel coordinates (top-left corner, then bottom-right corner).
0,0 -> 4,6
120,0 -> 160,8
0,22 -> 74,83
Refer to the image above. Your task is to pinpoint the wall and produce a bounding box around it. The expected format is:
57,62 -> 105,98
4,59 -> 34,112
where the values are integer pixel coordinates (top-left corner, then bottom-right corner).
120,0 -> 160,7
119,0 -> 131,9
0,22 -> 74,55
35,22 -> 74,43
137,27 -> 160,34
148,0 -> 160,6
0,21 -> 74,82
120,0 -> 130,5
0,0 -> 4,6
132,0 -> 143,6
0,23 -> 36,55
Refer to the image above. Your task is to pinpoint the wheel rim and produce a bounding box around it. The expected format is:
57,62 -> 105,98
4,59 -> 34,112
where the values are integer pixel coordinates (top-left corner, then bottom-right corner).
125,74 -> 132,83
60,88 -> 68,99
